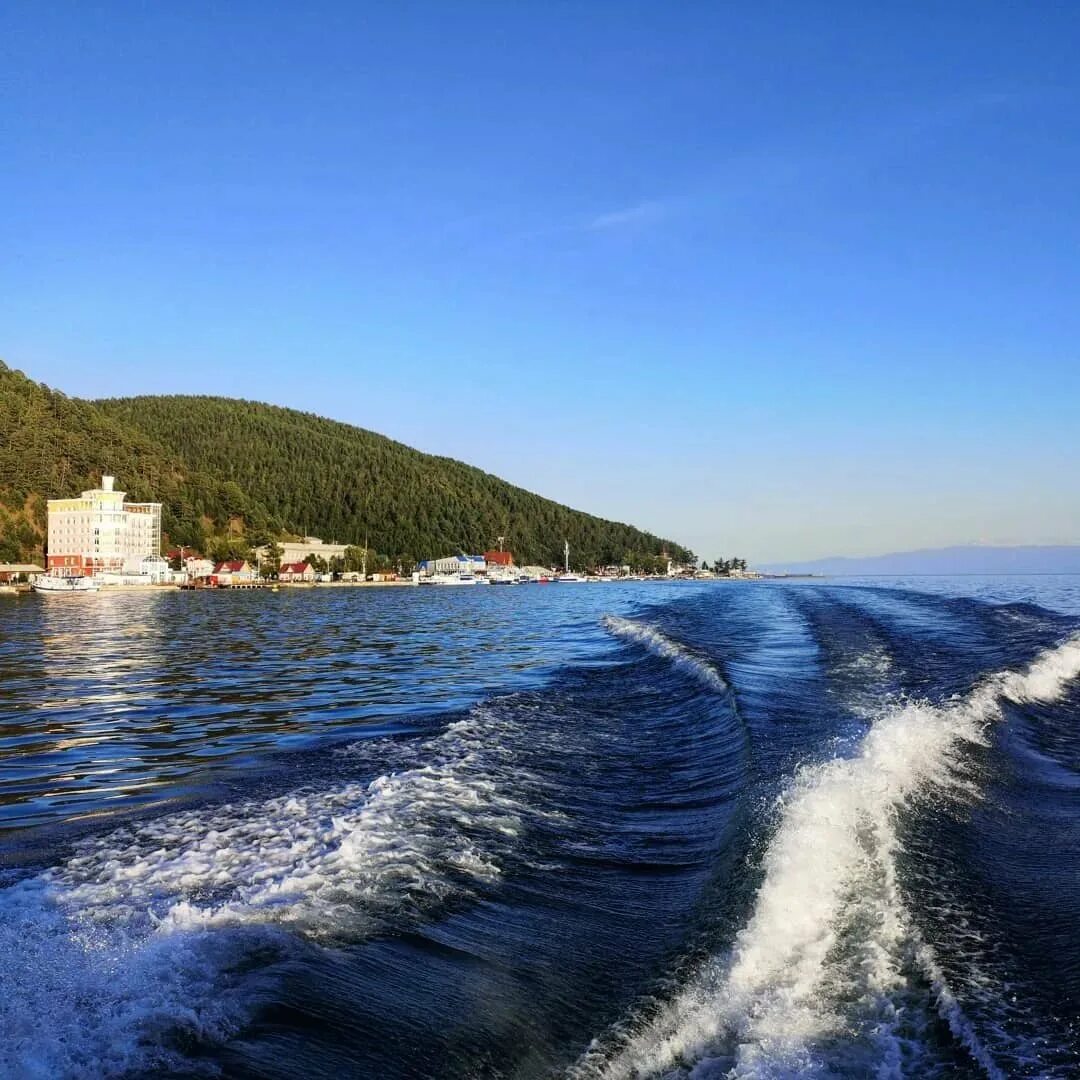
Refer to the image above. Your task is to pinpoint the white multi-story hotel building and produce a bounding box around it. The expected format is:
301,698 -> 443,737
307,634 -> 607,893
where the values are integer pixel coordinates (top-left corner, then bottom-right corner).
47,475 -> 162,576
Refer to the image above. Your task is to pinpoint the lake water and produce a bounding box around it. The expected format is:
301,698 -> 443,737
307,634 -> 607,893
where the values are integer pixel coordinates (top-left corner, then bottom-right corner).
1,576 -> 1079,1077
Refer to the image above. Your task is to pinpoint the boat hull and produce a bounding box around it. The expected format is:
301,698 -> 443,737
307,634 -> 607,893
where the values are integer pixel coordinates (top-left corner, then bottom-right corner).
32,576 -> 101,593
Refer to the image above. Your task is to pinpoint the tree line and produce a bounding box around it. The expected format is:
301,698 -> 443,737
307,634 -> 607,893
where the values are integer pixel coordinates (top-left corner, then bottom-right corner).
95,394 -> 691,568
703,557 -> 749,574
0,363 -> 692,569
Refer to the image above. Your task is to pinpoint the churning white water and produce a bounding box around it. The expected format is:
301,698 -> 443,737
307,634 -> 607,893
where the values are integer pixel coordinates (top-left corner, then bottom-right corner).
0,702 -> 550,1077
575,634 -> 1080,1079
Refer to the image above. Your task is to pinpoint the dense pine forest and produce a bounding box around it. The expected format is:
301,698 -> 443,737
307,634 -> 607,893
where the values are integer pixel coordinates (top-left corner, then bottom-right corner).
0,363 -> 274,563
95,394 -> 690,568
0,363 -> 690,568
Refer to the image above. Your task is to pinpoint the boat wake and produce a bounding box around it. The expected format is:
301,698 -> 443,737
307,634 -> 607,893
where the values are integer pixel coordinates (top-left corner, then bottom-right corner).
603,615 -> 729,693
4,587 -> 1078,1079
0,700 -> 552,1077
571,633 -> 1080,1079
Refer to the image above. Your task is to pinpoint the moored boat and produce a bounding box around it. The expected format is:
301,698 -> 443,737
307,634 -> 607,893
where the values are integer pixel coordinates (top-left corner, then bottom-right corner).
32,574 -> 101,593
554,539 -> 585,582
426,572 -> 481,586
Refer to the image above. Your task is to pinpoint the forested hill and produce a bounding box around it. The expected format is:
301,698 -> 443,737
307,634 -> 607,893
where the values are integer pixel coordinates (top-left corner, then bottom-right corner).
0,362 -> 687,567
0,363 -> 275,563
94,394 -> 689,567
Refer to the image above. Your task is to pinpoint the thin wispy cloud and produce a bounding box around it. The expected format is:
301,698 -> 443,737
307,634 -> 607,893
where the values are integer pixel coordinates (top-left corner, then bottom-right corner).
451,87 -> 1041,259
446,199 -> 675,258
587,200 -> 668,231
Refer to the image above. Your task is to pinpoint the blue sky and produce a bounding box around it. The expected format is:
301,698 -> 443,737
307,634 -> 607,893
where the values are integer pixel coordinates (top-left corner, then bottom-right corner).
3,3 -> 1079,562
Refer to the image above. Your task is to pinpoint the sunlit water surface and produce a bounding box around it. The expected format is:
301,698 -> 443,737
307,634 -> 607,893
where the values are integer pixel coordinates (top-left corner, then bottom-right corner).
1,576 -> 1078,1078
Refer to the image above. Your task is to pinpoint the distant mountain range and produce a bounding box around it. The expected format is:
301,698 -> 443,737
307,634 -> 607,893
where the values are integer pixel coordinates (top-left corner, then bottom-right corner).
763,545 -> 1080,576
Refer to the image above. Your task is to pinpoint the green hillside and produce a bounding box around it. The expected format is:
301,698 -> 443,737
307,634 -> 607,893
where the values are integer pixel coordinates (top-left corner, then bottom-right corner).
0,362 -> 275,563
95,394 -> 690,568
0,362 -> 690,568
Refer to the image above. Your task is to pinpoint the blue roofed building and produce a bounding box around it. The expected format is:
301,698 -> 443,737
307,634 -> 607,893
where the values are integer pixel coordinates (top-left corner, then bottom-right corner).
417,554 -> 487,577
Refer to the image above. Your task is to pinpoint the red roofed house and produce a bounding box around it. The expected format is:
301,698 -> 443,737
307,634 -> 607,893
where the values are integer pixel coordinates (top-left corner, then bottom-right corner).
211,560 -> 256,586
483,550 -> 514,567
279,561 -> 315,583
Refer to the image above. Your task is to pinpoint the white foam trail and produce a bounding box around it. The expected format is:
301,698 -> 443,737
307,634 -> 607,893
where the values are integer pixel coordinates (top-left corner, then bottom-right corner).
55,720 -> 526,936
0,878 -> 269,1079
0,703 -> 545,1078
832,644 -> 896,720
577,634 -> 1080,1079
603,616 -> 728,693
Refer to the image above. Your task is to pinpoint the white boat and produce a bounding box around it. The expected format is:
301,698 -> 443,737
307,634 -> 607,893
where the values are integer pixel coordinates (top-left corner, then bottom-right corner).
554,539 -> 586,582
32,574 -> 101,593
426,572 -> 481,586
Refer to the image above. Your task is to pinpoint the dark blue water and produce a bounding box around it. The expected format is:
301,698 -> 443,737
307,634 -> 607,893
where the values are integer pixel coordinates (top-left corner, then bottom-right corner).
1,578 -> 1078,1078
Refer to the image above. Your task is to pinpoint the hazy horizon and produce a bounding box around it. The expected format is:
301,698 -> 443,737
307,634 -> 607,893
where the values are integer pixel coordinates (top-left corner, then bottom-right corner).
3,5 -> 1079,562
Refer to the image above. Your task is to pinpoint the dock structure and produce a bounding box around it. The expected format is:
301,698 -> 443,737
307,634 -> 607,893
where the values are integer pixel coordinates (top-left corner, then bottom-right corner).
180,579 -> 267,590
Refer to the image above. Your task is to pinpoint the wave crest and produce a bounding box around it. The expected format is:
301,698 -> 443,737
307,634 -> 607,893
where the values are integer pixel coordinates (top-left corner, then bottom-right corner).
575,634 -> 1080,1079
0,700 -> 548,1077
603,616 -> 728,693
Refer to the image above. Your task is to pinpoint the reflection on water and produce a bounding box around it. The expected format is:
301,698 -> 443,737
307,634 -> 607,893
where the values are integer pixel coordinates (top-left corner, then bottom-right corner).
0,584 -> 686,831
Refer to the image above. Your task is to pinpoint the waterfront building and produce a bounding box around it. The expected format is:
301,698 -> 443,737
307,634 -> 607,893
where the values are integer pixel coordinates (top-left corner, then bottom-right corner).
269,537 -> 351,565
183,556 -> 215,581
279,561 -> 315,583
0,563 -> 44,583
417,554 -> 487,577
140,555 -> 172,582
211,560 -> 257,585
46,475 -> 161,576
484,550 -> 514,568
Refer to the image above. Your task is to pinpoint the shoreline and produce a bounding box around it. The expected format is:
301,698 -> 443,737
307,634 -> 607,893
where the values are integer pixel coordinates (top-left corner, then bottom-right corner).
9,576 -> 771,595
